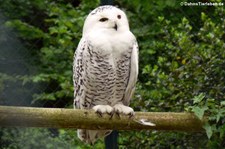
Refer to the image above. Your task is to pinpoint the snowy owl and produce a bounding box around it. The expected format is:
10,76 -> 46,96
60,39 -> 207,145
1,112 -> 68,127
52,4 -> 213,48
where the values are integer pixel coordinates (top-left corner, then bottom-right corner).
73,5 -> 138,144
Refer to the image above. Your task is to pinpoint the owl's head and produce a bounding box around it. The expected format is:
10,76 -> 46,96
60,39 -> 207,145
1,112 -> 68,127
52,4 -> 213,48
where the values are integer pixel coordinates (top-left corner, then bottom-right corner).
82,5 -> 130,36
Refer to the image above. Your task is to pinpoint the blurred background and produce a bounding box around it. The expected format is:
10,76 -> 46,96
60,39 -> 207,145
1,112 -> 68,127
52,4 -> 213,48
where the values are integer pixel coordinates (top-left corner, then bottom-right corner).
0,0 -> 224,148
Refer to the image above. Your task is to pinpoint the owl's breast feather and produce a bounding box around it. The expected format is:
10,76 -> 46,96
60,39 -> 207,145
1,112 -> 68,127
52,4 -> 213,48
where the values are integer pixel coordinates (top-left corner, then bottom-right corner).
86,29 -> 135,56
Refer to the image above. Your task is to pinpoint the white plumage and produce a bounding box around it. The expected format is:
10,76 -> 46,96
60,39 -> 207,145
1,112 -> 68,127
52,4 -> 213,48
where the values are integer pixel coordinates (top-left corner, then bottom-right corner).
73,5 -> 138,144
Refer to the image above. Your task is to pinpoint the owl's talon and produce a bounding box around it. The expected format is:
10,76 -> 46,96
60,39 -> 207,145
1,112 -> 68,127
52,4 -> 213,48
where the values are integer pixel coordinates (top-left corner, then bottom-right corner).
93,105 -> 113,117
109,111 -> 114,119
96,110 -> 103,117
115,111 -> 121,118
113,104 -> 134,117
107,110 -> 113,115
108,111 -> 114,118
128,112 -> 134,118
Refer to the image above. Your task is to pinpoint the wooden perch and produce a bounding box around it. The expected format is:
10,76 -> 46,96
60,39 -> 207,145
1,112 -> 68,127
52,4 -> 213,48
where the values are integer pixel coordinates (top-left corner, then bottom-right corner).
0,106 -> 206,131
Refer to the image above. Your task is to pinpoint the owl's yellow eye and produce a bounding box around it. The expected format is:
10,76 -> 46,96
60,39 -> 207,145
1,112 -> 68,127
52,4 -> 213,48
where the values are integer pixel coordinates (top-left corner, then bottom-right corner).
99,17 -> 108,22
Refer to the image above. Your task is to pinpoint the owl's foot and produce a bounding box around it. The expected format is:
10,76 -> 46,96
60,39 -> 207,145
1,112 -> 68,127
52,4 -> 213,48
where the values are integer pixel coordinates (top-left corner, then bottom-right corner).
93,105 -> 113,117
113,104 -> 134,118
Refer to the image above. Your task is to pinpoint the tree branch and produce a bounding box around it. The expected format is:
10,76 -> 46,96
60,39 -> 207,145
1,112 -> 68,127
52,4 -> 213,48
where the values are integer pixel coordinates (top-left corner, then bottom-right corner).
0,106 -> 206,131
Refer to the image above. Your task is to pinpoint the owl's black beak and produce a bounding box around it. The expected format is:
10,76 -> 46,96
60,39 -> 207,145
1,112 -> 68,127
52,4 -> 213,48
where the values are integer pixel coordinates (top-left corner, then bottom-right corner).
113,23 -> 118,30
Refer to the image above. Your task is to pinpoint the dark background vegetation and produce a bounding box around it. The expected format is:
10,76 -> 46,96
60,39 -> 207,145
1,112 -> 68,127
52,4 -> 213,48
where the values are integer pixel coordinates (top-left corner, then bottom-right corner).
0,0 -> 224,148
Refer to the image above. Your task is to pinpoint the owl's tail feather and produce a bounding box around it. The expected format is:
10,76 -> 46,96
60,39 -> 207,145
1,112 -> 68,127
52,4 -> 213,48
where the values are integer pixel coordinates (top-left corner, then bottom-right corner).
77,129 -> 112,145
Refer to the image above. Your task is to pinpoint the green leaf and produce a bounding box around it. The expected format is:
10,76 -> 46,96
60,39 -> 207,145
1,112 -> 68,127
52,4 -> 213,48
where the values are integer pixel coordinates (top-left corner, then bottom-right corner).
219,124 -> 225,138
201,12 -> 207,21
193,93 -> 205,104
191,106 -> 208,119
203,123 -> 213,139
221,101 -> 225,106
216,110 -> 224,123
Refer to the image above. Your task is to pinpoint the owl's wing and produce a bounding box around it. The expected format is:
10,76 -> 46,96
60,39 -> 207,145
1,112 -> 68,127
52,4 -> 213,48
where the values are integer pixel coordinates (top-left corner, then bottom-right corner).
73,38 -> 112,144
73,38 -> 88,109
123,41 -> 139,105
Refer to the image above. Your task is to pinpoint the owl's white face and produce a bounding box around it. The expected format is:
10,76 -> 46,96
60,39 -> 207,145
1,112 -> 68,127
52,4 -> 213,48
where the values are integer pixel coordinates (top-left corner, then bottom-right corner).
82,6 -> 130,36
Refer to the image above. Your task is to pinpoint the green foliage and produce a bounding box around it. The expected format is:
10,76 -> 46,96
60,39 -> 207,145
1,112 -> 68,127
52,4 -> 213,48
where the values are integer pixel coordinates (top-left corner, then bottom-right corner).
0,128 -> 105,149
122,0 -> 225,148
0,0 -> 224,148
119,130 -> 207,149
5,20 -> 46,39
189,93 -> 225,147
0,0 -> 99,104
